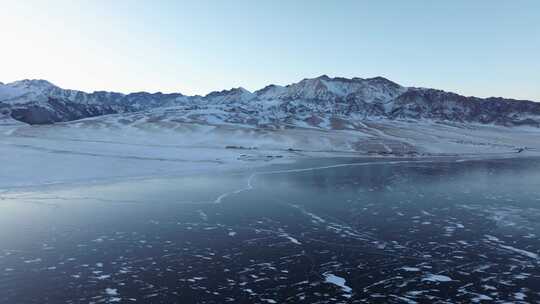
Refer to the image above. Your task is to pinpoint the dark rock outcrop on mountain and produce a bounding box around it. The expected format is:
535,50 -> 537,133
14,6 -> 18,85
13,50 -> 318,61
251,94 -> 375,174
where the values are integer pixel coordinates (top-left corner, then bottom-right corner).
389,88 -> 540,126
0,80 -> 191,124
0,76 -> 538,127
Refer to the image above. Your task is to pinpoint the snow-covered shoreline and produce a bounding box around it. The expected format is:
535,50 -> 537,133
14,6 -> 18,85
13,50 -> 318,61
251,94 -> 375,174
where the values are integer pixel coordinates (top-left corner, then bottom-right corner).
1,114 -> 539,192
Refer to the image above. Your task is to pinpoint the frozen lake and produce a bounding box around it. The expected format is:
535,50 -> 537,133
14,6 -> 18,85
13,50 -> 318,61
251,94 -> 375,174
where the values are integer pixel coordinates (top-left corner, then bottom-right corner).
1,157 -> 540,303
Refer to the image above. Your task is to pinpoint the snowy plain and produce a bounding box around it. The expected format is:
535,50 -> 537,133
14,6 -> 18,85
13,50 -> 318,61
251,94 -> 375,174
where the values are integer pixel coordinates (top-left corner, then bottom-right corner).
1,112 -> 539,191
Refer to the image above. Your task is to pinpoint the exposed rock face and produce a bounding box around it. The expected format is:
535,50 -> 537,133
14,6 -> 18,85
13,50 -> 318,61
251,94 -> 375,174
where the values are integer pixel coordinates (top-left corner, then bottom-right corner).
1,76 -> 539,127
0,80 -> 190,124
389,88 -> 540,126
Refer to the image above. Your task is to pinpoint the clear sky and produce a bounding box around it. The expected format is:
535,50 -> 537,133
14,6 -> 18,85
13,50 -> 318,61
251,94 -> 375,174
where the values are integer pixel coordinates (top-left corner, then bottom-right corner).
1,0 -> 539,101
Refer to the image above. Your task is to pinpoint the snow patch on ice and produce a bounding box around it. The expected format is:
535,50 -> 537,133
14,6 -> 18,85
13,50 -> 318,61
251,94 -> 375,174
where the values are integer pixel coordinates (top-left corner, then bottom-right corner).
421,274 -> 453,282
323,273 -> 353,298
499,244 -> 539,260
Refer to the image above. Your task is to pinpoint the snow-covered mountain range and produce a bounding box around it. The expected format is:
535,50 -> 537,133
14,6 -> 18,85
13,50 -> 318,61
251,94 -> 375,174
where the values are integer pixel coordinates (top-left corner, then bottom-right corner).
1,75 -> 539,127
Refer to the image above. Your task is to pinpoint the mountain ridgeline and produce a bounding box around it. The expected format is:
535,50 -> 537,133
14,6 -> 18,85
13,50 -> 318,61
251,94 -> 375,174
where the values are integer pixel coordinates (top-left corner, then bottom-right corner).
0,76 -> 539,127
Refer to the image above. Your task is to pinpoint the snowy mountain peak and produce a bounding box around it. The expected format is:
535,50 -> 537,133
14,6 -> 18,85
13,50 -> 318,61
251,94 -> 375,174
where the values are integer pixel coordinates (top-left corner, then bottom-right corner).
0,79 -> 55,104
255,84 -> 287,99
7,79 -> 59,91
271,75 -> 406,104
204,87 -> 254,104
206,87 -> 251,96
315,74 -> 331,80
364,76 -> 401,86
235,87 -> 251,94
0,79 -> 62,105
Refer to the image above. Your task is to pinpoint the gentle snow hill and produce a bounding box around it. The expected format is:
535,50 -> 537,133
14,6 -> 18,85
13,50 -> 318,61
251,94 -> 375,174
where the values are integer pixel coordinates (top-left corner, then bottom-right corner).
1,75 -> 539,127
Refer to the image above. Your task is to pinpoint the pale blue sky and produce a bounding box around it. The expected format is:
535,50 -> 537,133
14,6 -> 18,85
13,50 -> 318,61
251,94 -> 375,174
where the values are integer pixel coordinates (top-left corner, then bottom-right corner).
1,0 -> 539,100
